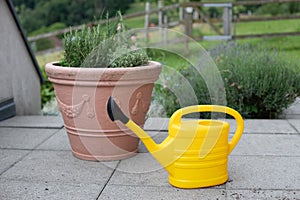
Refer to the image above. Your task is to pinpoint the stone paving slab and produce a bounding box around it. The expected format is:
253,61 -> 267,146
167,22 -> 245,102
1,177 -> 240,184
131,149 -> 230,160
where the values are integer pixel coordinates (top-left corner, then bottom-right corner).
0,116 -> 63,128
144,117 -> 169,131
100,185 -> 226,200
0,149 -> 30,174
138,131 -> 168,153
1,151 -> 118,184
227,156 -> 300,190
288,119 -> 300,133
244,119 -> 298,134
0,179 -> 101,200
109,153 -> 170,187
286,115 -> 300,119
231,134 -> 300,156
115,152 -> 163,174
0,128 -> 58,149
37,128 -> 71,151
222,119 -> 298,134
226,189 -> 300,200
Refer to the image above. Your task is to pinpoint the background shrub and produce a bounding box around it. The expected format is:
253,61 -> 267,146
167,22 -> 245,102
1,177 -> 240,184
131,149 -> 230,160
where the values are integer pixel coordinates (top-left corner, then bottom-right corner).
153,43 -> 300,119
212,43 -> 300,118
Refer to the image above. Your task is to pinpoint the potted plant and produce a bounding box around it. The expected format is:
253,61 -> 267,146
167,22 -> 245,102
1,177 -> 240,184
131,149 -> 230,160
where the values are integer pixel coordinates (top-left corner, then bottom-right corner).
45,13 -> 162,161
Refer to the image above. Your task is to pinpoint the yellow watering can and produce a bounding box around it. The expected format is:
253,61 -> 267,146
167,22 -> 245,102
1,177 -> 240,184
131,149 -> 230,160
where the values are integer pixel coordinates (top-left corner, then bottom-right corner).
107,96 -> 244,189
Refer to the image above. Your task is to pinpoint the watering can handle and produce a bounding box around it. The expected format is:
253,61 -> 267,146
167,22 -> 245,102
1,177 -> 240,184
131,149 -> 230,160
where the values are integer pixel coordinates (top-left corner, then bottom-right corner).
169,105 -> 244,153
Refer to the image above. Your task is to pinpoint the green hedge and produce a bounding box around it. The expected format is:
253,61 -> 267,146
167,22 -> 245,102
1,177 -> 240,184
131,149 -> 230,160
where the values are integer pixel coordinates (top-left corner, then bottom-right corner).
153,43 -> 300,119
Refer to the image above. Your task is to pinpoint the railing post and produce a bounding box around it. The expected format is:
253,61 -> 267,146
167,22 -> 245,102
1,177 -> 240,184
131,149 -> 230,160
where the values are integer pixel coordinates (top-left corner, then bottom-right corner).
179,7 -> 183,21
193,8 -> 199,20
145,2 -> 150,39
184,7 -> 193,38
158,0 -> 163,43
233,14 -> 237,37
223,4 -> 232,36
164,15 -> 168,44
184,7 -> 193,53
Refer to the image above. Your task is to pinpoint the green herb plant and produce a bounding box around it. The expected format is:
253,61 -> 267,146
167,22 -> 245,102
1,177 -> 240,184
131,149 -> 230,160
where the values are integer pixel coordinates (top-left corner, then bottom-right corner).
61,12 -> 149,68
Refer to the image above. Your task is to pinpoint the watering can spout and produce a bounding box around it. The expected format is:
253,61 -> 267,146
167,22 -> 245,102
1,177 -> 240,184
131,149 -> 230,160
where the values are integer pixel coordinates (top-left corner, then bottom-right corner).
107,96 -> 161,154
107,96 -> 130,124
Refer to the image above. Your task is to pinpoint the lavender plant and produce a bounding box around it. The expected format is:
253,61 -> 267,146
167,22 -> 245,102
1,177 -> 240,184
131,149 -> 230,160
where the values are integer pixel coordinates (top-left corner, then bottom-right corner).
61,12 -> 149,68
153,43 -> 300,119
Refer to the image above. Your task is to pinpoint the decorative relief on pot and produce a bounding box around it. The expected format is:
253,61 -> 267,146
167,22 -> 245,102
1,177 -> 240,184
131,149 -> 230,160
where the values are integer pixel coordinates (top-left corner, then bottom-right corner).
131,92 -> 148,115
55,92 -> 95,118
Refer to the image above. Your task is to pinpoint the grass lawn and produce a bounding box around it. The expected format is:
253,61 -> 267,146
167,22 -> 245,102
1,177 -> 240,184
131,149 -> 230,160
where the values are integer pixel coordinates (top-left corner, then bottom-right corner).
36,51 -> 63,69
125,1 -> 146,14
160,19 -> 300,71
125,16 -> 145,29
235,19 -> 300,35
124,1 -> 149,29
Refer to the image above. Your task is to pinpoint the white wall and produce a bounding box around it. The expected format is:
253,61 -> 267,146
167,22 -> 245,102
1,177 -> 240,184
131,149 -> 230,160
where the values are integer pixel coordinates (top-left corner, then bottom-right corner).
0,1 -> 41,115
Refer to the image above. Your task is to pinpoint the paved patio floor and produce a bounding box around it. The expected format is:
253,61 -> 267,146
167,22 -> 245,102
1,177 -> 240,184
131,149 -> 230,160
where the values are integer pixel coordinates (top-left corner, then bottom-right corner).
0,116 -> 299,200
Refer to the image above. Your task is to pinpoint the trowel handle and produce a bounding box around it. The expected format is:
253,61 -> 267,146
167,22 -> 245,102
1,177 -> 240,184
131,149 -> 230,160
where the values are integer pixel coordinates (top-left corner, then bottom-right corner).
169,105 -> 244,153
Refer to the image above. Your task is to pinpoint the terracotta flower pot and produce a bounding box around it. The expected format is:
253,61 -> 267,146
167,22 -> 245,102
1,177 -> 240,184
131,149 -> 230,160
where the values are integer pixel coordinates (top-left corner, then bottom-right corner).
45,61 -> 162,161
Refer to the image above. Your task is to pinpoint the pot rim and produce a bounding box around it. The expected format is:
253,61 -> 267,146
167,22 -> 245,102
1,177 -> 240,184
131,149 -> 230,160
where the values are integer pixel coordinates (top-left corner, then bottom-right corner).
46,60 -> 161,71
45,60 -> 162,85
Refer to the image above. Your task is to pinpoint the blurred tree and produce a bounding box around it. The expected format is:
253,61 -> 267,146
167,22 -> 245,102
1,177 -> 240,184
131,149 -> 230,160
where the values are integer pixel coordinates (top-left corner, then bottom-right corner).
255,2 -> 300,16
288,2 -> 300,13
103,0 -> 134,14
12,0 -> 38,8
12,0 -> 133,34
235,0 -> 300,16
